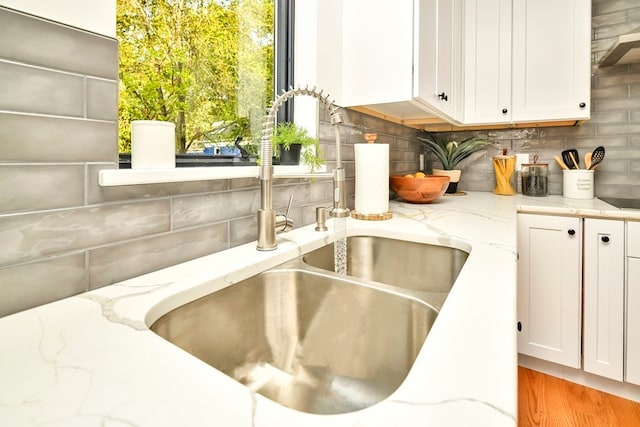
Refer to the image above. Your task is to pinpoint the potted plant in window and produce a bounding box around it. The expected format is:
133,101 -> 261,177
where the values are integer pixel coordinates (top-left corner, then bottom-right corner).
272,122 -> 324,171
417,133 -> 494,193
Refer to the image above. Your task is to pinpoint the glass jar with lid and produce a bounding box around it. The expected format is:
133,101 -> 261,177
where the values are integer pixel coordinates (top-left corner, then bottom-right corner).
521,155 -> 548,197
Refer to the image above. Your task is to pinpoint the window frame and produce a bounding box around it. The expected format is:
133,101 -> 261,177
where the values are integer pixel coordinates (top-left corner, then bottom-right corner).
275,0 -> 295,124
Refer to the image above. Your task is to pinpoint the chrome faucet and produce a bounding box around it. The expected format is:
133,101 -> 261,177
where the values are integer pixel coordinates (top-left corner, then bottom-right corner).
257,85 -> 350,251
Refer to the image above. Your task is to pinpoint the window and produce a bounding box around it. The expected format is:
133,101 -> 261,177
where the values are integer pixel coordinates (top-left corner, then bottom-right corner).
117,0 -> 289,156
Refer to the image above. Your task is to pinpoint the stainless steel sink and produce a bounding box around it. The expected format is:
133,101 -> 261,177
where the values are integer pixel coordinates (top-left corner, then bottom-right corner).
303,235 -> 468,296
151,268 -> 437,414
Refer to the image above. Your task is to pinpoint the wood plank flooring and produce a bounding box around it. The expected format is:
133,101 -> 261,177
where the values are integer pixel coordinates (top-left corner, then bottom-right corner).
518,367 -> 640,427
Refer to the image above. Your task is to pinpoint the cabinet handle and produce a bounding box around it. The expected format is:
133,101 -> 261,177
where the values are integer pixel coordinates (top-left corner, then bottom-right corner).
502,108 -> 508,114
438,92 -> 448,102
601,235 -> 610,243
568,229 -> 576,236
517,321 -> 522,332
579,102 -> 586,108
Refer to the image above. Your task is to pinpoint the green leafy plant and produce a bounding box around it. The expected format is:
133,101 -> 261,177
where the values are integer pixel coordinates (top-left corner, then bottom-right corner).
272,122 -> 324,171
417,133 -> 494,170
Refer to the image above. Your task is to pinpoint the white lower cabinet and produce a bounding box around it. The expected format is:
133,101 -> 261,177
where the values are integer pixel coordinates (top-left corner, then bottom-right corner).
517,213 -> 582,368
583,218 -> 625,381
627,221 -> 640,386
518,213 -> 636,388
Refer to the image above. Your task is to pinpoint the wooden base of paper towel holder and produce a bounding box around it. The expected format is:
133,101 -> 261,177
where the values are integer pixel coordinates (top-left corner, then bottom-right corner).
350,211 -> 393,221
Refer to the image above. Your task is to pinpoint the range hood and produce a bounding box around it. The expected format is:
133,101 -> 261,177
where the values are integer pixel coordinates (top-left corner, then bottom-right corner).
600,30 -> 640,66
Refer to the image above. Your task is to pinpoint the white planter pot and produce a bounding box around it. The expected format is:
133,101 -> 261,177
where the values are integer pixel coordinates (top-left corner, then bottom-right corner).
432,169 -> 461,193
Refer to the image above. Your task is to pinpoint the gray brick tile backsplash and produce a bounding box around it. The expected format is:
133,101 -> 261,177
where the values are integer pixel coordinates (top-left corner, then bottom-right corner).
596,72 -> 640,88
0,61 -> 84,117
0,113 -> 117,163
172,190 -> 257,230
229,177 -> 259,190
591,85 -> 629,100
307,179 -> 333,202
597,97 -> 640,112
597,123 -> 640,135
0,252 -> 86,317
229,216 -> 257,247
587,110 -> 629,124
88,222 -> 229,289
563,136 -> 628,149
86,78 -> 118,121
0,200 -> 171,267
0,164 -> 84,213
591,10 -> 628,28
593,0 -> 639,18
0,7 -> 118,80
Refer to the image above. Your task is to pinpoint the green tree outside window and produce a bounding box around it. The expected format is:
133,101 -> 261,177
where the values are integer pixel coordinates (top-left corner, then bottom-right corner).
117,0 -> 274,154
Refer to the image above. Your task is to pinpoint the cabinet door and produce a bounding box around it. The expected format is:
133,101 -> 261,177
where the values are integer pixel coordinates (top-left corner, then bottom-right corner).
461,0 -> 512,124
583,219 -> 625,381
517,214 -> 582,368
341,0 -> 414,106
626,221 -> 640,386
414,0 -> 459,120
511,0 -> 591,122
627,257 -> 640,386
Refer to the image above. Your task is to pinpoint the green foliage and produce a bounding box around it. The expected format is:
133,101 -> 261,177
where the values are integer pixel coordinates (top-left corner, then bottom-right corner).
272,122 -> 324,171
117,0 -> 274,153
417,133 -> 494,170
272,122 -> 316,148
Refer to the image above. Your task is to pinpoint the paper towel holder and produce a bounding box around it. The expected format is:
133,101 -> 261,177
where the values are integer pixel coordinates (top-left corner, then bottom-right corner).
351,132 -> 393,221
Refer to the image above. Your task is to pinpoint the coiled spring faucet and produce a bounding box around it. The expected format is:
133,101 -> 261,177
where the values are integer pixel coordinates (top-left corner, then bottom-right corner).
257,85 -> 350,251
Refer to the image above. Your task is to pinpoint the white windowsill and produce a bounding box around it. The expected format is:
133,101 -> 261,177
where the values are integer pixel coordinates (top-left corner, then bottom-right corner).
98,165 -> 331,186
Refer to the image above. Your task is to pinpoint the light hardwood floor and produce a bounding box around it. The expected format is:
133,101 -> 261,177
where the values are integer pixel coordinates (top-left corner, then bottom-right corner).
518,367 -> 640,426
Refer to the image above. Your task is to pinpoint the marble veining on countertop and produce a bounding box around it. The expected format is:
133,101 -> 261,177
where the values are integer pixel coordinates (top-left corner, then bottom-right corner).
6,191 -> 626,426
517,194 -> 640,220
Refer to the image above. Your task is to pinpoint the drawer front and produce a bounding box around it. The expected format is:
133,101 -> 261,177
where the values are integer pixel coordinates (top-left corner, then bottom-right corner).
629,221 -> 640,258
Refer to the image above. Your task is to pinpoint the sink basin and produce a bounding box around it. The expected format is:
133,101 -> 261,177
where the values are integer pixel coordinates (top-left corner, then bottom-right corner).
151,268 -> 437,414
303,236 -> 468,295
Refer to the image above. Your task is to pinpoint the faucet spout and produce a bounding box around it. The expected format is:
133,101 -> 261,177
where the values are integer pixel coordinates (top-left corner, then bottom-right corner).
257,85 -> 349,251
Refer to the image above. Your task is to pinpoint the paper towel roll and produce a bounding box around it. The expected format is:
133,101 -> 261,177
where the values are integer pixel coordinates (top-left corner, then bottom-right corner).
131,120 -> 176,169
355,143 -> 389,215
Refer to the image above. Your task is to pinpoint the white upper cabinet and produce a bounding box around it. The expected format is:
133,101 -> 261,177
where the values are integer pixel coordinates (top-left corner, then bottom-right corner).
314,0 -> 591,127
511,0 -> 591,123
462,0 -> 591,125
461,0 -> 512,124
414,0 -> 459,119
336,0 -> 460,122
341,0 -> 414,107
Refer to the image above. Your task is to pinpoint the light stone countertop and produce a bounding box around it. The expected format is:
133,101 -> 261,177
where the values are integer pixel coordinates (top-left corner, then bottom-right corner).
0,192 -> 631,426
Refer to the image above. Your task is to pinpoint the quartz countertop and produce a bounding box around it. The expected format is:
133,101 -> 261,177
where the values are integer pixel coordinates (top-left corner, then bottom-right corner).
0,192 -> 629,426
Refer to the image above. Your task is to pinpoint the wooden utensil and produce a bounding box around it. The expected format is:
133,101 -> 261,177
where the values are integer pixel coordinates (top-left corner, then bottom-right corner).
584,152 -> 592,170
569,151 -> 580,169
554,155 -> 569,170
